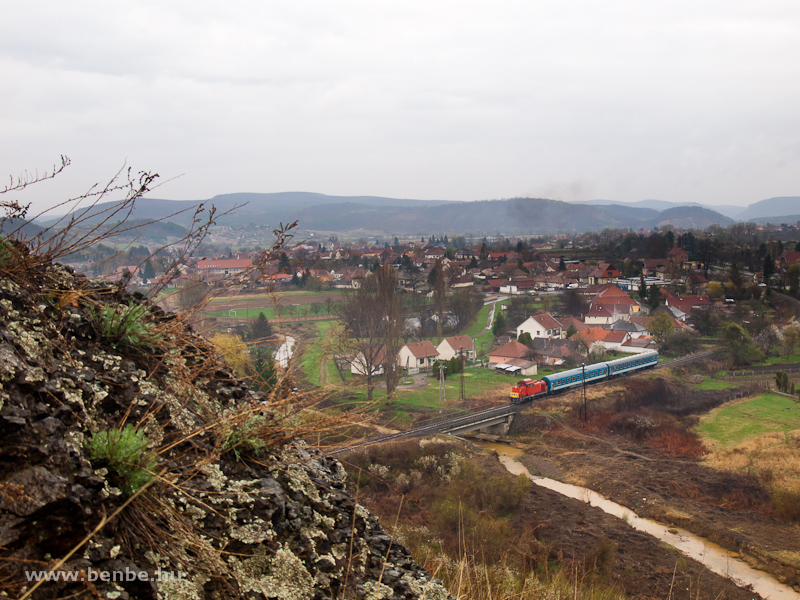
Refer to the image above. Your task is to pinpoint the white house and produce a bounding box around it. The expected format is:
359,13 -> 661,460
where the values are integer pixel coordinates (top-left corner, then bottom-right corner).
350,344 -> 386,376
584,305 -> 629,326
516,313 -> 563,340
436,335 -> 476,361
398,341 -> 439,373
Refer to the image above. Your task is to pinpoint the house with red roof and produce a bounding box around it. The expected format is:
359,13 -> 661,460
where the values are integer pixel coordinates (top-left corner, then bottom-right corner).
588,263 -> 622,285
488,340 -> 531,365
516,313 -> 563,340
573,328 -> 630,351
667,247 -> 689,268
436,335 -> 476,361
588,284 -> 640,316
779,251 -> 800,272
398,341 -> 439,373
195,258 -> 253,277
665,295 -> 713,314
560,317 -> 590,335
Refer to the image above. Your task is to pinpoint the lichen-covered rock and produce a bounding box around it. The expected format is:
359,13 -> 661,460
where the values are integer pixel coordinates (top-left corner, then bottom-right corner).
0,253 -> 453,600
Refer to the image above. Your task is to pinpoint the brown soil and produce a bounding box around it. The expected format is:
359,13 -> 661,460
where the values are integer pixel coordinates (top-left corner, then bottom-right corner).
501,454 -> 764,600
502,377 -> 800,597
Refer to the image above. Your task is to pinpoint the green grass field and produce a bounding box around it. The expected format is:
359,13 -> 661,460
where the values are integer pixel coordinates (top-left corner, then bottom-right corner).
697,393 -> 800,448
296,320 -> 339,388
695,378 -> 737,390
464,300 -> 510,358
202,290 -> 343,320
760,352 -> 800,365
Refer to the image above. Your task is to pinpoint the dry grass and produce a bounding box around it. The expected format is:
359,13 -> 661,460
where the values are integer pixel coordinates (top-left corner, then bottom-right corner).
342,438 -> 632,600
700,401 -> 800,520
703,432 -> 800,513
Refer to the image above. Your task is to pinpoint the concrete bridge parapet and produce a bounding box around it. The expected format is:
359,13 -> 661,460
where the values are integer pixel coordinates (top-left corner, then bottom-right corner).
443,413 -> 514,436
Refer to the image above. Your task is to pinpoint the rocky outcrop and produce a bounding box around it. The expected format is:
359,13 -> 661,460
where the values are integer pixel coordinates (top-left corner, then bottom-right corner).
0,248 -> 451,599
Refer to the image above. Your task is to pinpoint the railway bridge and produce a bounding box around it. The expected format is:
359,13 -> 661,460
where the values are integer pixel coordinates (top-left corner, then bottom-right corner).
328,349 -> 716,457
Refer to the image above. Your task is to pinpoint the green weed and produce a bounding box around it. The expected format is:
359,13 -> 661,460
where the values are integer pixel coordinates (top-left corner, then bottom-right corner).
91,301 -> 161,347
223,414 -> 268,460
0,237 -> 14,267
86,425 -> 158,494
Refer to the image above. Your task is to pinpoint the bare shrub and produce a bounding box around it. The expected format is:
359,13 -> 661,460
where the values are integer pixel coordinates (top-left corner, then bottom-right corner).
649,430 -> 705,457
772,488 -> 800,521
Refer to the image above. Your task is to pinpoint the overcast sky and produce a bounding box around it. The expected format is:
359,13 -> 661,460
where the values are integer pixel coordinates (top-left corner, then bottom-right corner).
3,1 -> 800,213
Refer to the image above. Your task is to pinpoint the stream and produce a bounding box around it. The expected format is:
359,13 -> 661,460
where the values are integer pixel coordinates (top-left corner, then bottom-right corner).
480,442 -> 800,600
274,336 -> 295,368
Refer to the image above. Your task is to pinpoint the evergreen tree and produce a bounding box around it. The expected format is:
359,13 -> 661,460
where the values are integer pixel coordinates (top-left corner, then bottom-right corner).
252,349 -> 278,392
558,256 -> 566,271
647,283 -> 661,310
278,252 -> 290,273
492,311 -> 506,336
763,254 -> 776,280
142,260 -> 155,280
291,272 -> 300,286
248,312 -> 273,343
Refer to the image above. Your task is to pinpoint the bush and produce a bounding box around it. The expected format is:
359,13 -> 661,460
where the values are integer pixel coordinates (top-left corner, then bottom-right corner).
772,488 -> 800,521
86,425 -> 158,494
0,237 -> 14,267
776,371 -> 791,393
661,330 -> 699,357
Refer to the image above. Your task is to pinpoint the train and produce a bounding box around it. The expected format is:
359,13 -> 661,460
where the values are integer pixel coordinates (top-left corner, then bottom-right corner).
509,350 -> 659,404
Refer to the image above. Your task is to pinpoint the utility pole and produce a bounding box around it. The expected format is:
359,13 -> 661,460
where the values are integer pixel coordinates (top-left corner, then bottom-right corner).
459,347 -> 466,402
439,362 -> 447,404
581,362 -> 587,424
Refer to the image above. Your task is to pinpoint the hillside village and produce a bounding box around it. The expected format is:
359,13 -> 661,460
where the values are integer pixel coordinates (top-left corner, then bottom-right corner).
60,225 -> 800,386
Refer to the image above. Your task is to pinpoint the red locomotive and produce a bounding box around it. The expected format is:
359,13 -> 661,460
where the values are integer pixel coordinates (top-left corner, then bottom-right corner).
509,378 -> 547,404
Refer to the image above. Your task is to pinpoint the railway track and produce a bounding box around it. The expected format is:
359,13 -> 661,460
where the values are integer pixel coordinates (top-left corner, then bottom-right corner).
654,349 -> 717,369
328,349 -> 719,457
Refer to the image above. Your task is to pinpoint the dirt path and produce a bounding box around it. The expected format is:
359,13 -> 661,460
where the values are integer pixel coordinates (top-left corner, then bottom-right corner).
319,356 -> 330,387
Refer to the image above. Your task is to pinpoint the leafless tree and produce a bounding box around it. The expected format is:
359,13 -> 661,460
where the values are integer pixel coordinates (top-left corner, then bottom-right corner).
448,288 -> 482,333
375,265 -> 403,399
430,259 -> 447,339
177,276 -> 211,310
338,265 -> 404,401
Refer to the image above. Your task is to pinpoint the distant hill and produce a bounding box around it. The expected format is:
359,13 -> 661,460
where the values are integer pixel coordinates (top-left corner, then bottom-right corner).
38,192 -> 449,228
33,192 -> 735,237
267,196 -> 731,234
0,218 -> 46,240
652,206 -> 733,229
573,199 -> 745,220
748,214 -> 800,225
737,197 -> 800,221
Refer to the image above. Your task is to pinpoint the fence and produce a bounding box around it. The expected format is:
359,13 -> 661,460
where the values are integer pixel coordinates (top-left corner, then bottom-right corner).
719,365 -> 800,378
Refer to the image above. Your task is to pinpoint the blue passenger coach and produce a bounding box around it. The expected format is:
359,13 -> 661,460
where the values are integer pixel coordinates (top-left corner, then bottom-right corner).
542,365 -> 609,393
537,351 -> 659,396
605,351 -> 659,376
